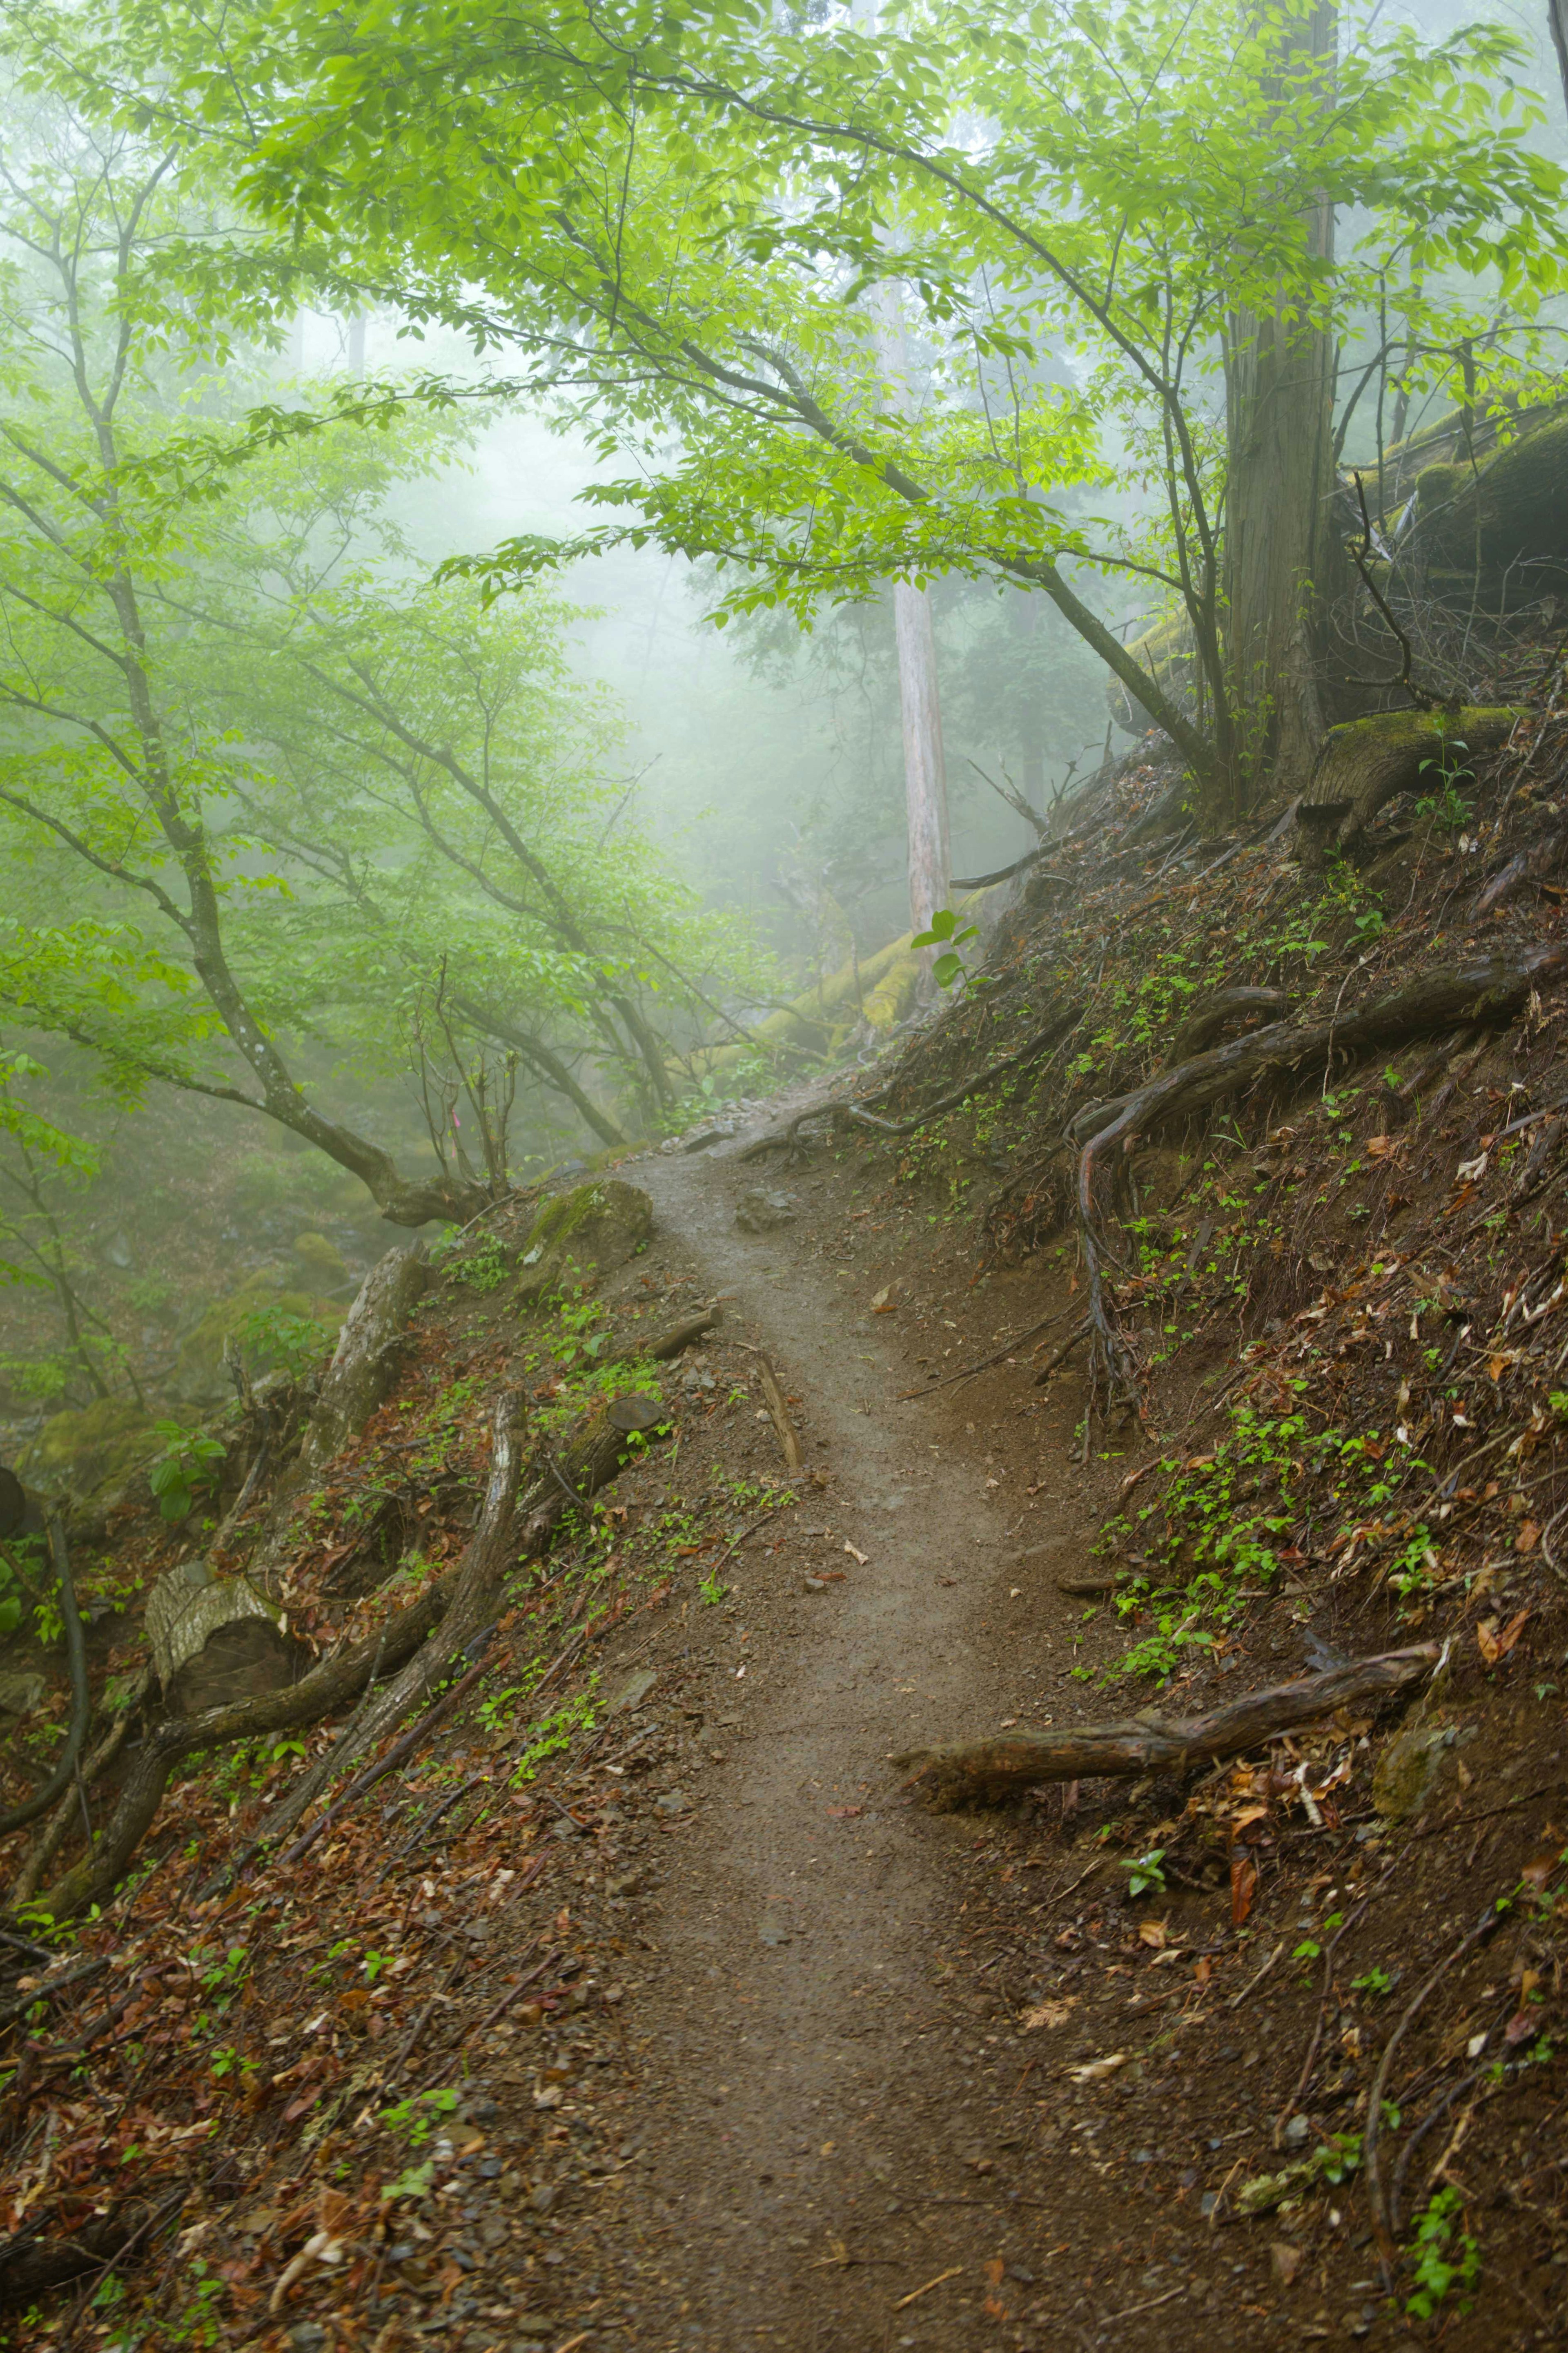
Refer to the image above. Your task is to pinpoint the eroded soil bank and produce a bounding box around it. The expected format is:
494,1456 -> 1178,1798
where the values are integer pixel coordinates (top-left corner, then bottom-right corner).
6,738 -> 1568,2353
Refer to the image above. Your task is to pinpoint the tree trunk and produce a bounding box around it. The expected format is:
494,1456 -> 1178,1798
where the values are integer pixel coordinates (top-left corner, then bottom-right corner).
1550,0 -> 1568,125
893,580 -> 951,939
1223,0 -> 1341,808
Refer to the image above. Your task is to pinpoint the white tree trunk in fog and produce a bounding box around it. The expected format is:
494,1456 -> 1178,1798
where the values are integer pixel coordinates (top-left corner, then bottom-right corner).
894,579 -> 951,934
347,313 -> 366,373
853,0 -> 951,943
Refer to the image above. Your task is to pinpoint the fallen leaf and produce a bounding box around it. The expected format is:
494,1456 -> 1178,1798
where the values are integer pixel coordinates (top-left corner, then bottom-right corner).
871,1287 -> 896,1314
1271,2242 -> 1303,2287
1020,1999 -> 1074,2031
825,1805 -> 862,1818
1231,1853 -> 1258,1928
1477,1606 -> 1531,1665
1067,2051 -> 1129,2083
1364,1136 -> 1397,1161
1138,1919 -> 1169,1949
1457,1151 -> 1488,1183
1516,1520 -> 1540,1552
1503,2008 -> 1541,2047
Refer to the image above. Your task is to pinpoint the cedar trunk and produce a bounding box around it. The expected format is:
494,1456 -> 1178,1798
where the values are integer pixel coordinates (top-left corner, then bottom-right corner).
1223,0 -> 1341,807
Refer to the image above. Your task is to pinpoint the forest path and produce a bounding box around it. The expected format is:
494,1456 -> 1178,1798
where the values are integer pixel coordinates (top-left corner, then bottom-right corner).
597,1130 -> 1087,2353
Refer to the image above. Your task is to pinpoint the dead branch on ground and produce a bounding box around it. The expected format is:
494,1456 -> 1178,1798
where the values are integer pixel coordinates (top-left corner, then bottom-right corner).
892,1641 -> 1439,1808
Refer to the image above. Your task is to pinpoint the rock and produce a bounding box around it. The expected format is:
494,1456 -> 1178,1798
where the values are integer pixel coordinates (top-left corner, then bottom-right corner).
1372,1720 -> 1466,1820
0,1671 -> 46,1718
19,1397 -> 157,1502
172,1267 -> 346,1404
609,1668 -> 659,1715
144,1559 -> 298,1715
734,1187 -> 797,1234
654,1788 -> 692,1816
514,1180 -> 654,1307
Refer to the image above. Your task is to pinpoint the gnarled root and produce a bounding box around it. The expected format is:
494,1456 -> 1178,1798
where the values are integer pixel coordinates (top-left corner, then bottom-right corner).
894,1642 -> 1439,1809
1068,941 -> 1568,1417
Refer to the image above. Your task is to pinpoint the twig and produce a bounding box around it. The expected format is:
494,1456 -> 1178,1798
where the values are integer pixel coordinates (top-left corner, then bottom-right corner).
898,1309 -> 1071,1400
1275,1868 -> 1394,2146
1226,1939 -> 1285,2010
1363,1898 -> 1503,2279
753,1352 -> 803,1471
1032,1316 -> 1091,1385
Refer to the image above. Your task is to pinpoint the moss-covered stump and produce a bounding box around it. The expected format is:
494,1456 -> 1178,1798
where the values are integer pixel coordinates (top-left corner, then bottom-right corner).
144,1557 -> 298,1715
515,1180 -> 654,1307
1297,706 -> 1520,854
19,1398 -> 157,1502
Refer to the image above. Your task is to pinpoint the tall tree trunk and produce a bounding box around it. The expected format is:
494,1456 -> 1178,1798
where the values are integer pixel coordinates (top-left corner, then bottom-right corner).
893,579 -> 951,935
1010,590 -> 1046,814
1549,0 -> 1568,122
1223,0 -> 1341,809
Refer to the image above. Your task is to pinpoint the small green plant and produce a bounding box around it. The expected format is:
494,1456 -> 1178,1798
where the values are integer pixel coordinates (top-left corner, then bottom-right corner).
448,1238 -> 510,1293
699,1569 -> 730,1606
1405,2186 -> 1479,2319
231,1302 -> 330,1379
1414,737 -> 1474,834
911,906 -> 980,990
379,2086 -> 460,2150
1352,1967 -> 1393,1998
1120,1849 -> 1167,1897
147,1419 -> 227,1523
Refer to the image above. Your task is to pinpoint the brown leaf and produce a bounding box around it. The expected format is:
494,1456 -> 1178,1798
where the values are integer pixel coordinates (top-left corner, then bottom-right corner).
1231,1853 -> 1258,1928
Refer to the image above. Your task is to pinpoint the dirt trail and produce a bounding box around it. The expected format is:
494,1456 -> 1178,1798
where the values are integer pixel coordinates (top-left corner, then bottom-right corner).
600,1136 -> 1077,2351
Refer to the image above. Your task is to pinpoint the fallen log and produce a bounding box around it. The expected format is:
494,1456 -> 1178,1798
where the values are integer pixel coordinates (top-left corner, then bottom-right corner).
753,1352 -> 803,1470
1296,707 -> 1519,854
518,1391 -> 670,1552
892,1642 -> 1440,1809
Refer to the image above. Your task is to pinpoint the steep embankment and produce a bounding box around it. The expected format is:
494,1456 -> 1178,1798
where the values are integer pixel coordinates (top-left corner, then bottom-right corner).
4,723 -> 1568,2351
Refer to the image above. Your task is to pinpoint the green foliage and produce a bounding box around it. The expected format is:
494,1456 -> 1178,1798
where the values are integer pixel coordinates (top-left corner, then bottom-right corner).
147,1421 -> 227,1524
1405,2187 -> 1480,2320
230,1303 -> 330,1381
379,2087 -> 460,2151
910,907 -> 980,991
1119,1849 -> 1167,1897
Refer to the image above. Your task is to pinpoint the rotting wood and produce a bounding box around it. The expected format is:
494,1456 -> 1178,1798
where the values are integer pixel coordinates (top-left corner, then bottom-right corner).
518,1392 -> 670,1552
1296,707 -> 1519,855
753,1353 -> 803,1471
891,1642 -> 1439,1808
1032,1315 -> 1090,1385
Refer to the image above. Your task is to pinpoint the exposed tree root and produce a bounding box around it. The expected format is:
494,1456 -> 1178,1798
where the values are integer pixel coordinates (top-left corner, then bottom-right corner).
1168,986 -> 1294,1064
892,1642 -> 1439,1809
1069,942 -> 1568,1415
739,1001 -> 1081,1162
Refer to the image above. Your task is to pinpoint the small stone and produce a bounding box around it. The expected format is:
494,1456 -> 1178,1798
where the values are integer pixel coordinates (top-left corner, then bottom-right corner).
654,1789 -> 692,1816
1282,2114 -> 1311,2149
734,1187 -> 798,1235
288,2329 -> 328,2353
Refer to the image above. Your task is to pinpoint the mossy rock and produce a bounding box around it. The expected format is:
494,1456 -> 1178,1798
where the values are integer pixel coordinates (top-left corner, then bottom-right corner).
291,1231 -> 350,1291
514,1180 -> 654,1308
20,1397 -> 158,1501
174,1270 -> 344,1403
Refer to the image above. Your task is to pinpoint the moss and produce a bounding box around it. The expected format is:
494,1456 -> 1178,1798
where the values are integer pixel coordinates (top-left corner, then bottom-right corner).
863,951 -> 922,1033
20,1397 -> 158,1500
514,1179 -> 654,1308
174,1269 -> 344,1401
291,1231 -> 350,1290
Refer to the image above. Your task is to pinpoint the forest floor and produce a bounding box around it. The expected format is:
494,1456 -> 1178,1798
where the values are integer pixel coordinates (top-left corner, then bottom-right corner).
6,729 -> 1568,2352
